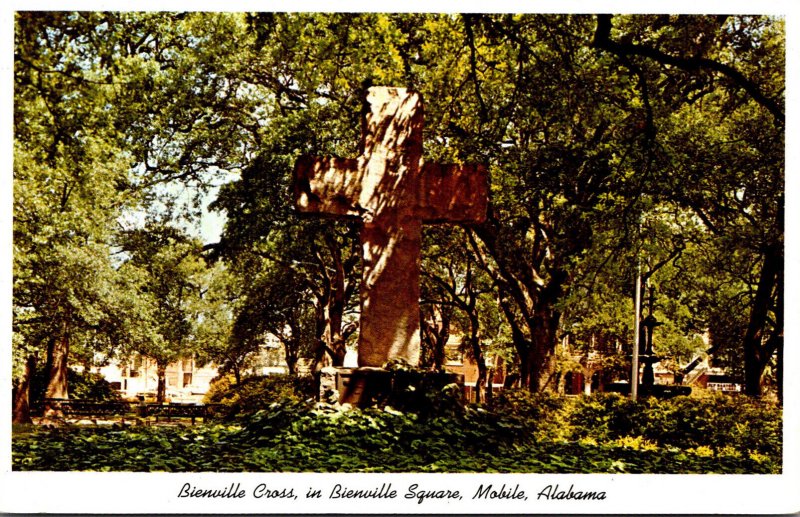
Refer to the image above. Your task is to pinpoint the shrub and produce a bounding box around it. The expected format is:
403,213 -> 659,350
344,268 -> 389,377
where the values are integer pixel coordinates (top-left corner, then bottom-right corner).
12,400 -> 780,473
639,394 -> 782,457
490,389 -> 567,440
204,374 -> 316,419
566,393 -> 647,442
31,367 -> 121,403
564,393 -> 782,459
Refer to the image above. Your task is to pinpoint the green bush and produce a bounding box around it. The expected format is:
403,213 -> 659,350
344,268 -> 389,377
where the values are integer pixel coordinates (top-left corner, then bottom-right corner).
566,393 -> 647,442
639,394 -> 782,457
12,382 -> 782,473
565,393 -> 782,458
31,367 -> 121,402
12,398 -> 780,473
490,388 -> 567,439
204,374 -> 316,419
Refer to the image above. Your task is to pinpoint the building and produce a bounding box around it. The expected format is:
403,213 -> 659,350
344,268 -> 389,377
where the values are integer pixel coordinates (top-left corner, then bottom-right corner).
442,337 -> 508,401
693,367 -> 743,393
97,355 -> 218,403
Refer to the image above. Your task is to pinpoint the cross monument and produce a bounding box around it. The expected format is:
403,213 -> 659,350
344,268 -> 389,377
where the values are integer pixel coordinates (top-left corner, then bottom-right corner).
293,87 -> 487,367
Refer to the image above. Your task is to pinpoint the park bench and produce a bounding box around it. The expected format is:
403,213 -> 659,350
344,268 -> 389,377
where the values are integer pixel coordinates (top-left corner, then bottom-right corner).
38,399 -> 220,424
41,399 -> 134,417
145,403 -> 220,424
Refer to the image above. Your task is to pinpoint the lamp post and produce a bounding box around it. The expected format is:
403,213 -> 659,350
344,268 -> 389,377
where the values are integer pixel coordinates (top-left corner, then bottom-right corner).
631,262 -> 642,401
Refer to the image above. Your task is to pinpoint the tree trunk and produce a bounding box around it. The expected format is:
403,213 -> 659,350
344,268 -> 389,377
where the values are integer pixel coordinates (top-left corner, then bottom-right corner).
329,335 -> 347,366
285,337 -> 299,375
497,290 -> 531,389
313,297 -> 347,367
12,355 -> 36,424
156,363 -> 167,404
743,244 -> 781,397
485,366 -> 494,405
320,232 -> 352,367
777,338 -> 783,404
286,356 -> 298,376
434,307 -> 451,370
312,303 -> 331,370
468,314 -> 486,404
420,304 -> 452,370
420,318 -> 435,369
744,346 -> 766,398
45,333 -> 69,400
323,300 -> 346,366
473,358 -> 486,404
526,304 -> 561,392
517,345 -> 531,390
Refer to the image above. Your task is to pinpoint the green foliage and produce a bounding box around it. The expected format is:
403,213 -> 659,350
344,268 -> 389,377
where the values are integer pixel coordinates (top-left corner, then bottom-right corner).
115,224 -> 209,391
491,389 -> 568,439
65,370 -> 122,402
30,368 -> 121,403
203,374 -> 316,419
12,394 -> 780,473
14,12 -> 784,419
12,424 -> 243,472
564,393 -> 781,458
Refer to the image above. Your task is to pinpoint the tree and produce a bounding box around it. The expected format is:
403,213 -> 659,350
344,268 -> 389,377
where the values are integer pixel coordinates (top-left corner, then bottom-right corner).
14,12 -> 143,417
425,14 -> 646,392
14,12 -> 783,409
213,146 -> 361,371
190,263 -> 256,386
592,15 -> 784,397
422,226 -> 498,402
117,225 -> 206,403
13,12 -> 260,417
214,13 -> 783,396
230,265 -> 318,377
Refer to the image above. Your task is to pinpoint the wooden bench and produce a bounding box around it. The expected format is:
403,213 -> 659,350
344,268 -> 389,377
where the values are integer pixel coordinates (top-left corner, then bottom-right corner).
41,399 -> 134,417
38,399 -> 220,424
146,403 -> 219,424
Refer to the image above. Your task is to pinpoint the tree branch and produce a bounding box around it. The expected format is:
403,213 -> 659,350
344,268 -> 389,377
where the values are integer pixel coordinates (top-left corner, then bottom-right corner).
593,14 -> 784,126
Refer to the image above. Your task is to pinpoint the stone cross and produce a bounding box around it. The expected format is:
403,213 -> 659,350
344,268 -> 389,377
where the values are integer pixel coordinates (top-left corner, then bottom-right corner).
293,87 -> 487,367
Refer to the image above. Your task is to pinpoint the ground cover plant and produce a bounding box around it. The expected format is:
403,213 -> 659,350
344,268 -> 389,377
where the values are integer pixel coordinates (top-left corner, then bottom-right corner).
12,386 -> 781,474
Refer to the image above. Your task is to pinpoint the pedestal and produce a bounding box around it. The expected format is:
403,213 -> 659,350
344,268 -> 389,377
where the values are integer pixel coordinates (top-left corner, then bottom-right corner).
337,367 -> 393,406
317,367 -> 464,408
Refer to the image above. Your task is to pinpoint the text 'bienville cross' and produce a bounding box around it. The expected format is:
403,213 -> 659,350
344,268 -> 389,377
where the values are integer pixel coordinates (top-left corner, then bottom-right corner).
293,87 -> 488,367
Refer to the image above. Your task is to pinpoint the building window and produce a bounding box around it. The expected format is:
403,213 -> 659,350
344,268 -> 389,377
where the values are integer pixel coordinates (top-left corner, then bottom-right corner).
183,372 -> 193,387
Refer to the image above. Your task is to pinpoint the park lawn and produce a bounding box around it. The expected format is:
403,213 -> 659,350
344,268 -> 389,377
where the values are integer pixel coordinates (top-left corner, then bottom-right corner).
11,396 -> 780,474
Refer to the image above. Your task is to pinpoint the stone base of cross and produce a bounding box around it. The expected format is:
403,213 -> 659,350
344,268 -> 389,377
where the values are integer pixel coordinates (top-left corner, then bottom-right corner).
318,366 -> 465,408
294,87 -> 488,368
